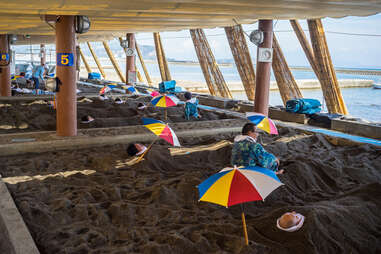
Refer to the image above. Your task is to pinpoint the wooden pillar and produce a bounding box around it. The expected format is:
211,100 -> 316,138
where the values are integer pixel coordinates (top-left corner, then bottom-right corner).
118,37 -> 143,83
103,41 -> 125,83
291,19 -> 348,115
126,33 -> 136,85
254,20 -> 273,115
56,15 -> 77,136
190,28 -> 232,98
0,35 -> 11,96
136,42 -> 152,85
307,19 -> 348,115
78,46 -> 92,73
153,32 -> 171,81
272,34 -> 302,105
40,44 -> 46,66
87,42 -> 106,79
225,25 -> 256,101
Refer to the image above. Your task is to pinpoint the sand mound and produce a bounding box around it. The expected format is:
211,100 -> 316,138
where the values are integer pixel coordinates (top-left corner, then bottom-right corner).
1,128 -> 380,253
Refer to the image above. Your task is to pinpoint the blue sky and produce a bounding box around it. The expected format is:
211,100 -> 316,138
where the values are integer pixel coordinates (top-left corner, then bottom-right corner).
135,14 -> 381,69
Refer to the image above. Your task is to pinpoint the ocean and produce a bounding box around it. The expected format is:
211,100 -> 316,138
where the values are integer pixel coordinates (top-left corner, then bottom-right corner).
132,61 -> 381,123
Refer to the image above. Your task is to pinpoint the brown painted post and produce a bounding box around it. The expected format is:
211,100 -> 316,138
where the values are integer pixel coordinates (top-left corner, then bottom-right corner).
308,19 -> 348,115
272,34 -> 302,105
118,37 -> 143,83
103,41 -> 126,83
126,34 -> 136,85
225,25 -> 256,101
0,35 -> 11,96
56,15 -> 77,136
136,42 -> 152,85
40,44 -> 46,66
254,20 -> 273,115
87,42 -> 106,79
78,46 -> 92,73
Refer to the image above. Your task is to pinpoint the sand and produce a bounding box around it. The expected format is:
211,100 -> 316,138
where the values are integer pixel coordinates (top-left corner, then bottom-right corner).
0,95 -> 229,134
1,126 -> 380,253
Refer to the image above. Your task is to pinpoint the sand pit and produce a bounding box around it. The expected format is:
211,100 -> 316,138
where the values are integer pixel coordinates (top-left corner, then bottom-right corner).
1,127 -> 380,253
0,96 -> 230,134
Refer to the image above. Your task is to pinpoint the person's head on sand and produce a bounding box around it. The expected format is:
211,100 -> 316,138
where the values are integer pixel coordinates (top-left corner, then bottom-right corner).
242,123 -> 258,140
184,91 -> 192,101
137,102 -> 146,111
81,115 -> 94,123
277,211 -> 305,232
126,143 -> 147,156
114,97 -> 124,104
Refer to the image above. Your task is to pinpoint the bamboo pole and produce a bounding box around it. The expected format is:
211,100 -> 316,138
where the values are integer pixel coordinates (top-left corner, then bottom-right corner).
190,29 -> 232,98
272,34 -> 302,105
241,212 -> 249,246
78,46 -> 92,73
153,32 -> 167,82
102,41 -> 126,83
158,34 -> 172,81
307,19 -> 348,115
136,42 -> 153,85
87,42 -> 106,79
225,25 -> 256,101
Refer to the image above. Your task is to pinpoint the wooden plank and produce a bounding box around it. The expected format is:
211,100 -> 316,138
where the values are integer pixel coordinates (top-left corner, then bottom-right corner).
225,25 -> 255,101
87,42 -> 106,79
102,41 -> 126,83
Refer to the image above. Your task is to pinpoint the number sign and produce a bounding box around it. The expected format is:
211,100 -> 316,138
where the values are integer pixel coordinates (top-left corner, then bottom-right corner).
57,53 -> 74,66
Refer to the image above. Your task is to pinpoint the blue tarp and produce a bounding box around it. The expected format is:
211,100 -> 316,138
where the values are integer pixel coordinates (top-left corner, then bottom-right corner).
286,98 -> 321,114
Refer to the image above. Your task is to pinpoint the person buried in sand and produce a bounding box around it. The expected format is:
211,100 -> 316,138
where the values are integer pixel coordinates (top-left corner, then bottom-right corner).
277,211 -> 305,232
126,143 -> 147,157
184,91 -> 201,120
231,123 -> 284,174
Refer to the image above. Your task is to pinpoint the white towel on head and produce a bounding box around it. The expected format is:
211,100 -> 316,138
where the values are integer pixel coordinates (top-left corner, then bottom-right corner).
277,213 -> 305,232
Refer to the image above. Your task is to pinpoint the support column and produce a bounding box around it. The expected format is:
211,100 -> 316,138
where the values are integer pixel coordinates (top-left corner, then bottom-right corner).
56,15 -> 77,136
225,25 -> 256,101
153,32 -> 171,81
87,42 -> 106,79
126,34 -> 136,85
0,35 -> 11,96
78,45 -> 92,73
272,34 -> 302,105
136,42 -> 152,85
40,44 -> 46,66
103,41 -> 125,83
307,19 -> 348,115
254,20 -> 273,115
190,29 -> 232,98
118,37 -> 143,83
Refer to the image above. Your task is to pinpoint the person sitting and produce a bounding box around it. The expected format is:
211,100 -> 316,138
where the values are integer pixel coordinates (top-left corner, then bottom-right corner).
81,115 -> 95,123
184,91 -> 201,120
231,123 -> 284,174
126,143 -> 147,157
277,211 -> 305,232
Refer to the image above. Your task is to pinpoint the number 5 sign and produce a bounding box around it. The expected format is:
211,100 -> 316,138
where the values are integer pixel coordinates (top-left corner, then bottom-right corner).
57,53 -> 74,66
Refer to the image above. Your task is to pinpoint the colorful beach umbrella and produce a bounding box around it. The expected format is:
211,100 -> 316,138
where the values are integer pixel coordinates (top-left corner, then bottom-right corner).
198,166 -> 284,245
246,112 -> 278,135
99,85 -> 112,95
142,118 -> 180,147
151,94 -> 179,108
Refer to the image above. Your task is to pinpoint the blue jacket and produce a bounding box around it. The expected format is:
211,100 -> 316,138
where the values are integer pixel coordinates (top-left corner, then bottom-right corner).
185,98 -> 199,120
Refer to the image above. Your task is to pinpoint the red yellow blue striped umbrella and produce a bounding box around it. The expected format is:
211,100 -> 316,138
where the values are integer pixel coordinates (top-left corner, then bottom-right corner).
142,118 -> 180,147
246,112 -> 278,135
198,166 -> 284,245
151,94 -> 179,108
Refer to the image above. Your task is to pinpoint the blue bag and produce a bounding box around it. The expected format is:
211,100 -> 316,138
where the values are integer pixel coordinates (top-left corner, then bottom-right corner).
286,98 -> 321,115
159,80 -> 176,93
88,72 -> 101,80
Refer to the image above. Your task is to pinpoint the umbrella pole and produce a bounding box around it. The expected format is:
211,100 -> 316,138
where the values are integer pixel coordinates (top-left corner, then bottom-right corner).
164,108 -> 168,120
241,204 -> 249,246
136,137 -> 158,162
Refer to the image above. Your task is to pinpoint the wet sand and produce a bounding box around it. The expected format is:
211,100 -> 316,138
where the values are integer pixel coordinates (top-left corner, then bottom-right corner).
1,127 -> 380,253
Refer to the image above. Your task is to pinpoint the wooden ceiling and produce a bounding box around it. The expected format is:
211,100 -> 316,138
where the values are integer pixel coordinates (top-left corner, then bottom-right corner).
1,0 -> 380,44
